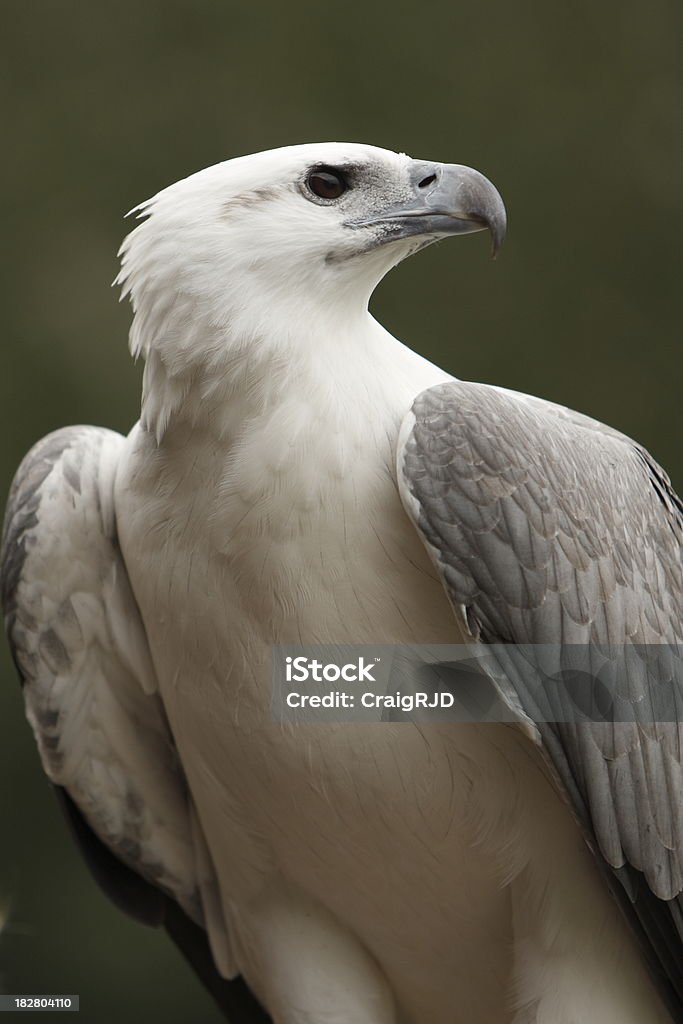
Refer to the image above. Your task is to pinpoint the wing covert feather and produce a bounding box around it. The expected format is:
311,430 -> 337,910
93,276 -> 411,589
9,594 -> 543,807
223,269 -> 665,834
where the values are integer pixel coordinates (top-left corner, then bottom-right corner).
398,380 -> 683,1009
1,426 -> 203,918
1,426 -> 272,1021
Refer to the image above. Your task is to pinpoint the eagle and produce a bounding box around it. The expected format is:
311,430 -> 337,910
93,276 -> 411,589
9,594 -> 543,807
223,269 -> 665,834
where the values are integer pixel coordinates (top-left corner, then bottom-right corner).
2,143 -> 682,1023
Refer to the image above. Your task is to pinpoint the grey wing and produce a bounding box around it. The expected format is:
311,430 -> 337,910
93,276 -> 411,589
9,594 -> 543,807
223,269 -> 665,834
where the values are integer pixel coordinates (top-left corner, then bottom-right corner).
397,380 -> 683,1012
1,426 -> 270,1023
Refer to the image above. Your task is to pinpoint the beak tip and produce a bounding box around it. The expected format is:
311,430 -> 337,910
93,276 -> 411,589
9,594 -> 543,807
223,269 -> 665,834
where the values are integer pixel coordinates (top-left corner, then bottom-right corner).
488,211 -> 506,260
490,230 -> 505,260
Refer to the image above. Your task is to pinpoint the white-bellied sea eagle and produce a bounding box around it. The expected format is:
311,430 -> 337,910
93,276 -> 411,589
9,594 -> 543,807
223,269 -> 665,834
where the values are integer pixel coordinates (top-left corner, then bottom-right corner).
2,143 -> 682,1024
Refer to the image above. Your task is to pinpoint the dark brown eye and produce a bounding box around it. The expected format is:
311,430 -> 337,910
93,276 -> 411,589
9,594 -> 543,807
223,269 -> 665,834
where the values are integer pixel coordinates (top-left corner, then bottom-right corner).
306,167 -> 348,200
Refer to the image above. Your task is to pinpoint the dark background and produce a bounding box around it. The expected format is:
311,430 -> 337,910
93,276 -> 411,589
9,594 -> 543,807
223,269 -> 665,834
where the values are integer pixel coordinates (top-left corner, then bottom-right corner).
1,1 -> 681,1021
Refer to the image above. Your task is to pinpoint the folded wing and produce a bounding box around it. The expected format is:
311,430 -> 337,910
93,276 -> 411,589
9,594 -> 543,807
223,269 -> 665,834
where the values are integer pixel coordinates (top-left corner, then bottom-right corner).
398,380 -> 683,1015
0,426 -> 269,1022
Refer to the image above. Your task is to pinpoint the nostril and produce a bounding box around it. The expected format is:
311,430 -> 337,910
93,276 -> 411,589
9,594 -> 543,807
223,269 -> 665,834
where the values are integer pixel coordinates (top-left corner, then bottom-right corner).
417,173 -> 437,190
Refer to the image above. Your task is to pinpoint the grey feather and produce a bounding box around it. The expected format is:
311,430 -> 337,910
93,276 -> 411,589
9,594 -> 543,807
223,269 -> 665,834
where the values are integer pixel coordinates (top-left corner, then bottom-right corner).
399,380 -> 683,1010
1,427 -> 201,911
0,426 -> 269,1021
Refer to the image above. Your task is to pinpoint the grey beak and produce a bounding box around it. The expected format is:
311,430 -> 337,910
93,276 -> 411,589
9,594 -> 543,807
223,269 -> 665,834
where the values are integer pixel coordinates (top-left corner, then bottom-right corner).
351,162 -> 507,258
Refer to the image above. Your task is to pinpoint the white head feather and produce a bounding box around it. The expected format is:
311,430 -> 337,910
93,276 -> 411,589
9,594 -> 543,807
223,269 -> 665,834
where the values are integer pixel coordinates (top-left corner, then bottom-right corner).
116,142 -> 502,440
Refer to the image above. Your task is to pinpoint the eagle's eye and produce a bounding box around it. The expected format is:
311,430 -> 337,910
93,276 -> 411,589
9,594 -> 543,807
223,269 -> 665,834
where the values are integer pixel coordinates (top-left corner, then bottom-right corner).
306,167 -> 348,201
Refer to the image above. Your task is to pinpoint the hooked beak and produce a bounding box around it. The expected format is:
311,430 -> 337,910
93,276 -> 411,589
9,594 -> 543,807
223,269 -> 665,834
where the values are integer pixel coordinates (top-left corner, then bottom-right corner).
348,162 -> 507,258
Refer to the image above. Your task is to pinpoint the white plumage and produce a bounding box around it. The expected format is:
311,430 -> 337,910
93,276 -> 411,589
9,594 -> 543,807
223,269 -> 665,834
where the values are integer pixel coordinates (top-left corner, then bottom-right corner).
2,143 -> 681,1023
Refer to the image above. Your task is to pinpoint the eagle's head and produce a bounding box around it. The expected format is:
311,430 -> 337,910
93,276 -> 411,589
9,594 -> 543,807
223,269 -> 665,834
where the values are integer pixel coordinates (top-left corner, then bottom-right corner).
117,143 -> 505,437
119,142 -> 504,349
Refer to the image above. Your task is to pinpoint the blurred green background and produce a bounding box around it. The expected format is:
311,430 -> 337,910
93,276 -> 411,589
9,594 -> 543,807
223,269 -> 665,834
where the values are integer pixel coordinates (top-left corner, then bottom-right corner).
1,1 -> 681,1021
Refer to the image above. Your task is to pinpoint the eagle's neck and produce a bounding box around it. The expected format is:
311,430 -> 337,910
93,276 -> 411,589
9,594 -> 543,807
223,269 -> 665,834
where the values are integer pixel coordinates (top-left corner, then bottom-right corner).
136,298 -> 431,446
127,307 -> 455,650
